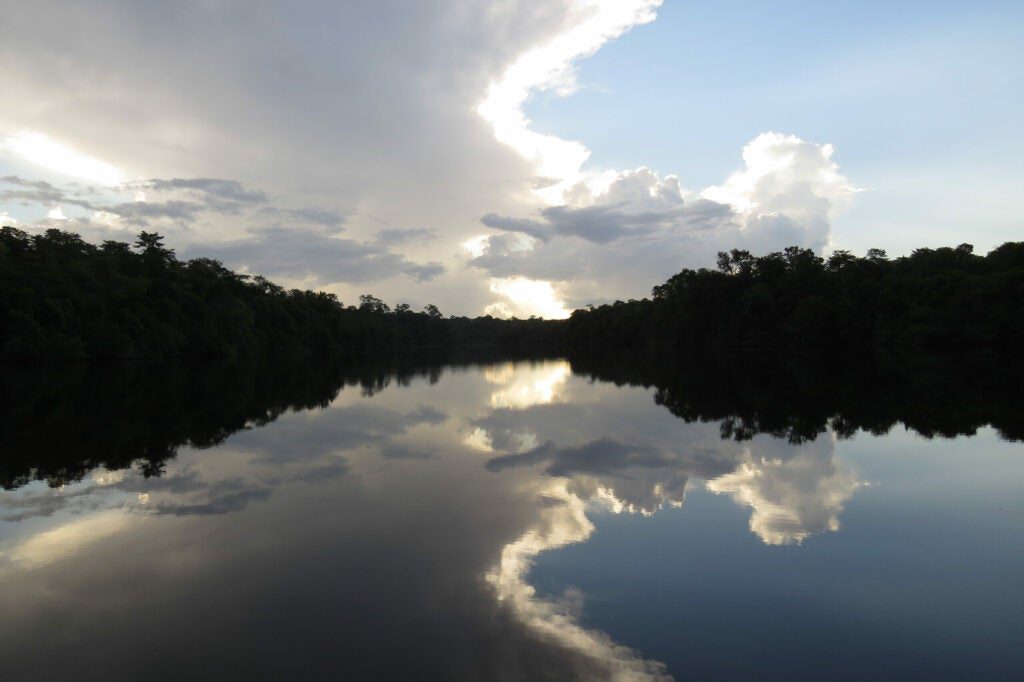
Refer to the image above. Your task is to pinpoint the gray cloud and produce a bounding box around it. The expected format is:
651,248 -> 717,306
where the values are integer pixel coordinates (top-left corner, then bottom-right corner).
261,206 -> 349,229
149,483 -> 272,517
226,402 -> 450,463
188,227 -> 445,285
481,213 -> 552,242
0,0 -> 598,315
470,135 -> 852,309
104,200 -> 204,225
403,261 -> 447,283
0,2 -> 860,318
141,177 -> 267,204
1,175 -> 98,210
375,227 -> 437,245
3,170 -> 431,285
483,200 -> 734,245
487,439 -> 671,475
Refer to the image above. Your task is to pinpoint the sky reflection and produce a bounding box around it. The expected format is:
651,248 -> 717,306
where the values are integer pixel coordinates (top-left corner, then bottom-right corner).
0,360 -> 1021,680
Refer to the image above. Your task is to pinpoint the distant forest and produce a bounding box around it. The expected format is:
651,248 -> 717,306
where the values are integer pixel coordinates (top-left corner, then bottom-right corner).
2,226 -> 1022,362
566,242 -> 1024,354
0,227 -> 559,361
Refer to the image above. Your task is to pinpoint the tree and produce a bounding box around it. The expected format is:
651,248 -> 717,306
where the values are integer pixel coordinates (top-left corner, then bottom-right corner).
359,294 -> 390,313
827,250 -> 856,271
424,304 -> 442,318
133,231 -> 175,269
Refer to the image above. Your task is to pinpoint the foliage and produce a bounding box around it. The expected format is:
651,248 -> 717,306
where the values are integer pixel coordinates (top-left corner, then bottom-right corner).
4,227 -> 1020,362
0,227 -> 563,361
566,242 -> 1024,353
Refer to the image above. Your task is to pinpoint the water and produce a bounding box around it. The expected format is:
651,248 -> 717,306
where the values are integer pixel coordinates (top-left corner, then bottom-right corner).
1,357 -> 1022,681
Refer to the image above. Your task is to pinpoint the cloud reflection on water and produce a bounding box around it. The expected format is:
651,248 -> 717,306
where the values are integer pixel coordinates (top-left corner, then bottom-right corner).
0,359 -> 866,680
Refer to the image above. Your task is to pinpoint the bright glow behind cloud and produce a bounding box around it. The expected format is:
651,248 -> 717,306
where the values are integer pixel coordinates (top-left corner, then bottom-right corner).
4,130 -> 124,186
488,277 -> 571,319
486,360 -> 571,408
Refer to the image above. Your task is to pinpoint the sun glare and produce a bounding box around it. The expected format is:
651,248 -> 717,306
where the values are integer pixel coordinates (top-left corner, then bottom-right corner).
4,130 -> 124,186
488,277 -> 571,319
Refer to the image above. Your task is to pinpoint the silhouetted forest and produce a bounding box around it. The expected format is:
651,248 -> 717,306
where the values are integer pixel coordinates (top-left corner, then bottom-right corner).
0,227 -> 561,361
567,243 -> 1024,353
5,227 -> 1022,361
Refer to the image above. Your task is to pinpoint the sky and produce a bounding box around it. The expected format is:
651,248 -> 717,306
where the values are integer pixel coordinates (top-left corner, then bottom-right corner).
1,0 -> 1021,318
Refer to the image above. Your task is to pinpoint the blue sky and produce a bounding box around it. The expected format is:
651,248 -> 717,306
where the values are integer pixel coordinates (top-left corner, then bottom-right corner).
526,0 -> 1024,255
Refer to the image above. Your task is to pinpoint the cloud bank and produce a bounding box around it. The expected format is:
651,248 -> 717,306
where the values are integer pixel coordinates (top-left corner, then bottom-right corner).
0,1 -> 855,317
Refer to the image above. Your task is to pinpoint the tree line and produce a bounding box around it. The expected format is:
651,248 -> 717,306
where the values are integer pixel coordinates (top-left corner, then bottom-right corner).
0,227 -> 561,361
3,226 -> 1022,362
566,242 -> 1024,354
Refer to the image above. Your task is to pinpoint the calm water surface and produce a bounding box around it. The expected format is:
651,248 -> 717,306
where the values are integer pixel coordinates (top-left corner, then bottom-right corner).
1,359 -> 1022,680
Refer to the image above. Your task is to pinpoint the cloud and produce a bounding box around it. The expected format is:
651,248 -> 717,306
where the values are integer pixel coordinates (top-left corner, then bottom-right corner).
140,177 -> 268,205
148,482 -> 272,517
480,430 -> 861,541
471,373 -> 864,535
707,435 -> 863,545
188,227 -> 444,286
488,439 -> 666,475
486,480 -> 672,681
1,175 -> 97,209
471,133 -> 855,307
486,438 -> 706,516
103,199 -> 204,226
481,213 -> 552,242
483,197 -> 734,244
0,511 -> 132,573
478,0 -> 662,195
2,173 -> 347,232
0,1 -> 616,315
0,1 -> 857,317
46,206 -> 69,221
225,402 -> 451,463
374,227 -> 437,245
703,132 -> 856,252
2,130 -> 123,186
403,261 -> 447,283
1,171 -> 433,286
